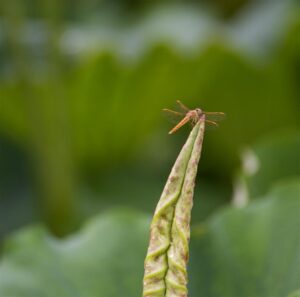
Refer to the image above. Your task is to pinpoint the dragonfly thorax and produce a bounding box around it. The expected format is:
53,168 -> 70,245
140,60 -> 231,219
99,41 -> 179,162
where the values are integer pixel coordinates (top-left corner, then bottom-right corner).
188,108 -> 203,120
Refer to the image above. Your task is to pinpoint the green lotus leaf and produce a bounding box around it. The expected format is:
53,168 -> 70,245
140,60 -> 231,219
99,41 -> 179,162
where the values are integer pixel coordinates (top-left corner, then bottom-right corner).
1,180 -> 300,297
189,179 -> 300,297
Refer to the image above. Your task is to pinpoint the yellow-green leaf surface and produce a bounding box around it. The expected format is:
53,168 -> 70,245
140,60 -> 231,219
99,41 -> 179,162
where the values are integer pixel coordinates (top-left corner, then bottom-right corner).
288,290 -> 300,297
143,118 -> 205,297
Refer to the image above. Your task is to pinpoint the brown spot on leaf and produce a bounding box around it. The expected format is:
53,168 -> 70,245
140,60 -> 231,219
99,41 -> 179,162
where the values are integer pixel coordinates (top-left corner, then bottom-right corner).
170,176 -> 178,183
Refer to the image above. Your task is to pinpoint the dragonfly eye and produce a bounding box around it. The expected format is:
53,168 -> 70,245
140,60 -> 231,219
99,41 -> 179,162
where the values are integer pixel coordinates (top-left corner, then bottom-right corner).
195,108 -> 202,115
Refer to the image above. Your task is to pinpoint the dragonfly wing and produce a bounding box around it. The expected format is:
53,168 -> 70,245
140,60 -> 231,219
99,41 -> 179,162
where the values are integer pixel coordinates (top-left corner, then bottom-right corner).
176,100 -> 190,112
162,108 -> 185,124
204,112 -> 226,122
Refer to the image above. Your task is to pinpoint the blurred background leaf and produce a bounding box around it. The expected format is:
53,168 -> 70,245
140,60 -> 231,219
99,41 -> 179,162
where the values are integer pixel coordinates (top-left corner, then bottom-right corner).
190,179 -> 300,297
0,210 -> 150,297
0,0 -> 300,294
1,180 -> 300,297
240,131 -> 300,199
288,290 -> 300,297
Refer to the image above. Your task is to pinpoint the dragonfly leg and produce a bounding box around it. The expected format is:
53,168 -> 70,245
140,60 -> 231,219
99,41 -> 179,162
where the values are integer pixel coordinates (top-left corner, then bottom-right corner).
192,117 -> 199,125
205,120 -> 218,127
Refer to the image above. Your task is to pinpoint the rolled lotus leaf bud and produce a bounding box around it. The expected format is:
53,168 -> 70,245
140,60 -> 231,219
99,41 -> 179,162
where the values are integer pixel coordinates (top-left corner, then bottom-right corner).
143,116 -> 205,297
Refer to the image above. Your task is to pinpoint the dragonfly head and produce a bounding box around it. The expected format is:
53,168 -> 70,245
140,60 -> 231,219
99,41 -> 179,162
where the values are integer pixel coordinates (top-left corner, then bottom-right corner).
195,108 -> 203,117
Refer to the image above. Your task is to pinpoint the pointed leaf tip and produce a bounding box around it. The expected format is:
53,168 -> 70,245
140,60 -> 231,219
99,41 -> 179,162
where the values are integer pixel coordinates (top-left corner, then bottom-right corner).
143,118 -> 205,297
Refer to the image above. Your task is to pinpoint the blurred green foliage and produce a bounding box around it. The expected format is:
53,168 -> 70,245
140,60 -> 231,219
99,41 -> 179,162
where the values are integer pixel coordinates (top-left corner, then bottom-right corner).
0,210 -> 150,296
1,34 -> 300,231
190,180 -> 300,297
242,131 -> 300,198
289,290 -> 300,297
1,180 -> 300,296
0,0 -> 300,295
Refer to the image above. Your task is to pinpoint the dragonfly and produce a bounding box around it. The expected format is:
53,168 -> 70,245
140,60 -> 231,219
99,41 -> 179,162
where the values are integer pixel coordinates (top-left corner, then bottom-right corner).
163,100 -> 225,134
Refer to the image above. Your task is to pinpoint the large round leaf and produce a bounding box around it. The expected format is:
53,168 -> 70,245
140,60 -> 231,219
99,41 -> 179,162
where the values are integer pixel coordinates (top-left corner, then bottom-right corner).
189,179 -> 300,297
0,210 -> 150,297
1,180 -> 300,297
